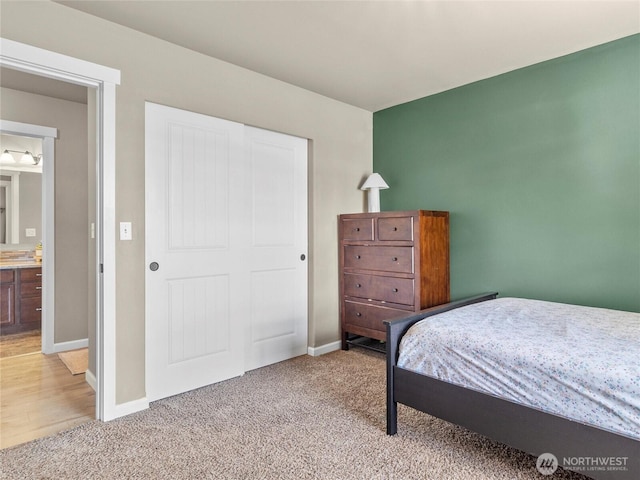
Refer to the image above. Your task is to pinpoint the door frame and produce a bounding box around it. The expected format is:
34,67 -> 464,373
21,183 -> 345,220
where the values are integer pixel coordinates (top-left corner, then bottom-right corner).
0,122 -> 57,354
0,38 -> 121,420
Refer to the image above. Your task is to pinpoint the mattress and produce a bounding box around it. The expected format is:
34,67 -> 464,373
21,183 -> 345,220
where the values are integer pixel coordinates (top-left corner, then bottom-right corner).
397,297 -> 640,440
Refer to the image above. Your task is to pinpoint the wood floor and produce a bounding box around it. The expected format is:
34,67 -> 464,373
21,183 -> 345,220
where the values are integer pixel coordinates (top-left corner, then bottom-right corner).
0,333 -> 95,449
0,330 -> 41,358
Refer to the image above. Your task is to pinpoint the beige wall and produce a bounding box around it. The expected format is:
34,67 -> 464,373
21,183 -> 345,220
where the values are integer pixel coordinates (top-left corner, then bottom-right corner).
17,171 -> 41,246
0,86 -> 89,344
1,1 -> 373,405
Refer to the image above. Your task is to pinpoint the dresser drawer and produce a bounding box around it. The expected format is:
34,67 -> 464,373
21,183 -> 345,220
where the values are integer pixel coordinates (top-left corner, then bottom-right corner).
19,268 -> 42,283
378,216 -> 413,241
20,296 -> 42,324
344,246 -> 413,274
343,273 -> 415,305
344,301 -> 409,333
342,218 -> 374,241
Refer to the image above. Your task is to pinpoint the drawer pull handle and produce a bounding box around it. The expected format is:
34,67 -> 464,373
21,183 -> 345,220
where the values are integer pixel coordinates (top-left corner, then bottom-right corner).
355,312 -> 362,317
393,288 -> 399,292
355,283 -> 361,288
355,255 -> 361,259
36,273 -> 43,277
393,227 -> 398,231
391,257 -> 398,262
36,286 -> 42,290
354,227 -> 360,232
36,308 -> 42,312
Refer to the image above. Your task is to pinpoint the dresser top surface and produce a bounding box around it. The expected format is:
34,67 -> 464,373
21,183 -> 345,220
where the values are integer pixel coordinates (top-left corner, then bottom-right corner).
339,210 -> 448,219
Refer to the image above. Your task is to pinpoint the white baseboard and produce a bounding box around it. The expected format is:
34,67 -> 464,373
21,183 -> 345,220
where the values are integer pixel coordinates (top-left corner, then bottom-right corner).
51,338 -> 88,353
85,368 -> 97,391
307,340 -> 341,357
107,397 -> 149,420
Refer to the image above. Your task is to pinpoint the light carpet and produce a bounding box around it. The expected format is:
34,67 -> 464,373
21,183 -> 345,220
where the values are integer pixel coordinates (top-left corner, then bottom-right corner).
0,349 -> 589,479
57,348 -> 88,375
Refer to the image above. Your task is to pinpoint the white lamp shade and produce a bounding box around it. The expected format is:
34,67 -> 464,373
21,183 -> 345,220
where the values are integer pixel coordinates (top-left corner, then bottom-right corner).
0,150 -> 16,164
20,151 -> 35,164
360,173 -> 389,213
360,173 -> 389,190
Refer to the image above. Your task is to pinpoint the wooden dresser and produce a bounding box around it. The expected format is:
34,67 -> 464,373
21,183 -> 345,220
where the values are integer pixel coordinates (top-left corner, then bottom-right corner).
339,210 -> 449,350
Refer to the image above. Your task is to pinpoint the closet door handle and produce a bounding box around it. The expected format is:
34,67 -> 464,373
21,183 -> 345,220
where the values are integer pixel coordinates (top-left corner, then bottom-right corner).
149,262 -> 159,271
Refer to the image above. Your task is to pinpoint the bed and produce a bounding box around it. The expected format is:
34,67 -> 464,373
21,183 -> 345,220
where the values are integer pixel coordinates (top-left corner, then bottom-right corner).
385,293 -> 640,480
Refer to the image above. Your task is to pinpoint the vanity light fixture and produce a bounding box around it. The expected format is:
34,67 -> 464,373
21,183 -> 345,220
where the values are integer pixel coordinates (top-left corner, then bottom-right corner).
0,149 -> 16,164
360,173 -> 389,213
0,149 -> 42,165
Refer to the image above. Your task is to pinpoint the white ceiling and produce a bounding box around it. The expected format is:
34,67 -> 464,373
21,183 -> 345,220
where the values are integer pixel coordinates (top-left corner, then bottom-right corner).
37,1 -> 640,111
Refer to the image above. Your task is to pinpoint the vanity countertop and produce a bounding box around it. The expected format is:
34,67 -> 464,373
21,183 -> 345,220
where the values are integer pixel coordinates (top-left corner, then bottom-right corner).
0,249 -> 42,270
0,260 -> 42,270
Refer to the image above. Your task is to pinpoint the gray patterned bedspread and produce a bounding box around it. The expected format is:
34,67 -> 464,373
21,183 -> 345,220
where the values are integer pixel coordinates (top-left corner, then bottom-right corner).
397,297 -> 640,440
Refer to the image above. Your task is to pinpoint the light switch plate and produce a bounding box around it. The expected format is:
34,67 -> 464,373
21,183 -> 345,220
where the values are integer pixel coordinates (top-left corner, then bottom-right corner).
119,222 -> 132,240
25,228 -> 36,237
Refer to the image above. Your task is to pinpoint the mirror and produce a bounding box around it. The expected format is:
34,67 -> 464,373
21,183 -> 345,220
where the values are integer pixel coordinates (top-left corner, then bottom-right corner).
0,134 -> 42,249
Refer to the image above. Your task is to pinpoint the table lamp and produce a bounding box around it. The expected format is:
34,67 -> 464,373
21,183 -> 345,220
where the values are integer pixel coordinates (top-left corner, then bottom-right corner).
360,173 -> 389,213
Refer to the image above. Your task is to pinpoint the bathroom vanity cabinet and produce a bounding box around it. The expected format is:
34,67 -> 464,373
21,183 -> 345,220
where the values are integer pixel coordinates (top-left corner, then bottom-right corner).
0,266 -> 42,335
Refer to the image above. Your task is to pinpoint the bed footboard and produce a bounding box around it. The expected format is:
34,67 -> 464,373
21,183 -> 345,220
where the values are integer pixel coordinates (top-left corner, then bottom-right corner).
384,292 -> 498,435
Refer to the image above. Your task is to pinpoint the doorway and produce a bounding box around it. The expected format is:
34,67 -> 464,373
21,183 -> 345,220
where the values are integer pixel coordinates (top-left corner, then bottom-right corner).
0,112 -> 94,449
0,38 -> 120,421
0,133 -> 45,356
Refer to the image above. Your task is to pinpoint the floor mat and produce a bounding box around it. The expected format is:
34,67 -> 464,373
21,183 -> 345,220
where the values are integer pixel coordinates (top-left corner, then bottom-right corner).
57,348 -> 88,375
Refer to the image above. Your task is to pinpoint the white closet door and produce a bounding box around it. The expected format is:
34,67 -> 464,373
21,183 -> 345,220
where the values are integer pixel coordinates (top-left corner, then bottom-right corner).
145,103 -> 247,402
244,126 -> 308,371
145,104 -> 308,402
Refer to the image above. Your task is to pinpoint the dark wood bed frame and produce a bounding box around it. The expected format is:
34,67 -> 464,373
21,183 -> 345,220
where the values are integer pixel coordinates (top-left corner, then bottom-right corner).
385,293 -> 640,480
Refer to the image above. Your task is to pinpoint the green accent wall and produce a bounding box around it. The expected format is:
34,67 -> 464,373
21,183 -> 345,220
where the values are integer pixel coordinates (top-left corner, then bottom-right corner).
374,35 -> 640,312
